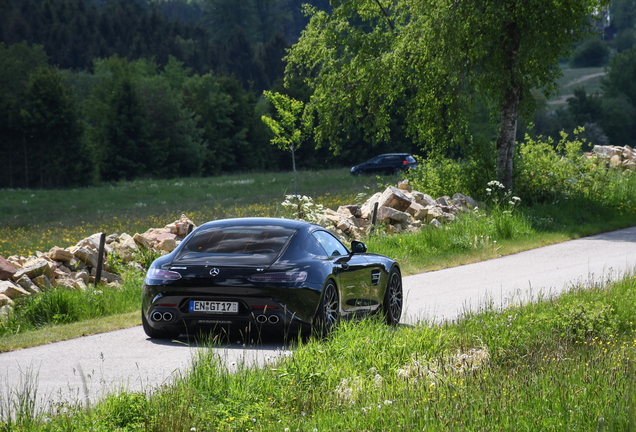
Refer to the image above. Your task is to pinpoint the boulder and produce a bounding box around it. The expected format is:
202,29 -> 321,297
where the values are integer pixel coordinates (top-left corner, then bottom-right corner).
0,280 -> 30,299
337,205 -> 362,218
377,186 -> 412,212
165,213 -> 196,238
451,193 -> 480,211
16,275 -> 40,294
426,205 -> 446,223
377,206 -> 411,224
32,274 -> 51,291
138,228 -> 176,247
610,155 -> 623,167
360,192 -> 382,219
67,257 -> 86,272
48,246 -> 74,262
74,246 -> 98,268
0,256 -> 16,280
76,233 -> 108,252
397,179 -> 411,192
623,160 -> 636,170
418,193 -> 437,207
12,259 -> 54,282
157,238 -> 177,252
436,196 -> 451,206
0,304 -> 12,323
105,233 -> 119,244
406,201 -> 425,217
593,145 -> 621,158
90,268 -> 123,283
430,219 -> 443,229
0,294 -> 13,307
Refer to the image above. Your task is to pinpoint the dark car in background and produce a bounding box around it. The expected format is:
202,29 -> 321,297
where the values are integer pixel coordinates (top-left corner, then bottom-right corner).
141,217 -> 403,339
350,153 -> 418,176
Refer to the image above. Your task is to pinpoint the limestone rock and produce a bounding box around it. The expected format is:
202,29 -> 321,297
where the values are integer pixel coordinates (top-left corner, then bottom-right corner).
610,155 -> 622,167
0,256 -> 16,280
0,304 -> 12,323
133,233 -> 151,249
106,233 -> 119,244
0,294 -> 14,307
430,219 -> 443,229
32,274 -> 51,291
377,186 -> 412,212
74,246 -> 98,268
139,228 -> 176,247
360,192 -> 382,219
337,205 -> 362,218
157,238 -> 177,252
397,179 -> 411,192
12,259 -> 54,282
451,193 -> 480,211
165,214 -> 196,237
406,201 -> 425,217
48,246 -> 73,262
377,206 -> 410,224
90,268 -> 123,283
16,275 -> 40,294
0,280 -> 30,299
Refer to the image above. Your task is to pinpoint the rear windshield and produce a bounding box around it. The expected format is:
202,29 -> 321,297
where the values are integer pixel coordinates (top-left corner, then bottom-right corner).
177,224 -> 296,265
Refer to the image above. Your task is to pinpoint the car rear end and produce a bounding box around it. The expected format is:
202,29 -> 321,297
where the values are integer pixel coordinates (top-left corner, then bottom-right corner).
141,219 -> 321,337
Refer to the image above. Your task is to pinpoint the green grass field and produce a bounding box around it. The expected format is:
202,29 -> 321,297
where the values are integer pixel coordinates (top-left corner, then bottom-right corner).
547,65 -> 606,107
1,162 -> 636,430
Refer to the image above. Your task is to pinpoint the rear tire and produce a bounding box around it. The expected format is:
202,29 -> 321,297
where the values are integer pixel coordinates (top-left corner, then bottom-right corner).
382,267 -> 403,325
313,281 -> 339,337
142,310 -> 178,339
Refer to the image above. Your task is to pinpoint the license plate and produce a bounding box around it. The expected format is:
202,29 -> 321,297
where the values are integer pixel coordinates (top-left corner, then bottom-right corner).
189,301 -> 238,313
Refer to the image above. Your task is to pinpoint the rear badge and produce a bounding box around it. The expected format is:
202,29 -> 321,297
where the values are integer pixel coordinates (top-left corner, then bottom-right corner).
210,268 -> 220,276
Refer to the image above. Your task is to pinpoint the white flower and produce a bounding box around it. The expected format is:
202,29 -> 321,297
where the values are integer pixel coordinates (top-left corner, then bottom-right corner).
384,400 -> 393,405
508,201 -> 515,205
512,196 -> 521,201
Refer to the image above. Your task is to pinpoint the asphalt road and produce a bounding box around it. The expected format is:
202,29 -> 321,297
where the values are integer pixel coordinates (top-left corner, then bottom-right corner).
1,226 -> 635,413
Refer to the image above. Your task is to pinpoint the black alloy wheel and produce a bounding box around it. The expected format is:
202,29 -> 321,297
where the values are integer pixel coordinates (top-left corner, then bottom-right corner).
383,267 -> 403,325
315,281 -> 339,336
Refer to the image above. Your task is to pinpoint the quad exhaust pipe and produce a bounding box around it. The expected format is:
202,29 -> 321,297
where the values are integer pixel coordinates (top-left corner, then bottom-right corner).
151,311 -> 174,322
256,314 -> 280,324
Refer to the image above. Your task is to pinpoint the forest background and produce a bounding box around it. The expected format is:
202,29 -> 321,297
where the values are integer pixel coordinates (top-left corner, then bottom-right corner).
1,0 -> 636,190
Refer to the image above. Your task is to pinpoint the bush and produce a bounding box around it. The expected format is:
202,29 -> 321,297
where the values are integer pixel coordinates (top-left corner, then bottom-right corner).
570,37 -> 610,67
513,128 -> 611,204
614,29 -> 636,53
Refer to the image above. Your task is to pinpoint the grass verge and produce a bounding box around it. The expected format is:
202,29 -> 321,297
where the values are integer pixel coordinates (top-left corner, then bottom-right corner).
3,272 -> 634,430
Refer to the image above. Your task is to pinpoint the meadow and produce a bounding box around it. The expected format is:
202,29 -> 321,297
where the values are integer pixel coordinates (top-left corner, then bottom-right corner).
1,142 -> 636,429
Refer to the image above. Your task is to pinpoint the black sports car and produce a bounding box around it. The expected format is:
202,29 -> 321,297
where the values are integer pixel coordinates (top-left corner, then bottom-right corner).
141,217 -> 403,339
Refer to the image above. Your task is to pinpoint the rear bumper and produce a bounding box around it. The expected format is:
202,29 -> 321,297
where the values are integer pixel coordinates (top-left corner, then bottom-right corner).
141,282 -> 322,335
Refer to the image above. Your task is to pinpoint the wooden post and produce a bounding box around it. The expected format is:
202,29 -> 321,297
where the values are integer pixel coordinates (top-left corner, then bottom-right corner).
370,202 -> 379,233
95,232 -> 106,287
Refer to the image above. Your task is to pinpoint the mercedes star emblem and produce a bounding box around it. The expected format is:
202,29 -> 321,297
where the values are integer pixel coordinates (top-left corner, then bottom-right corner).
209,268 -> 220,276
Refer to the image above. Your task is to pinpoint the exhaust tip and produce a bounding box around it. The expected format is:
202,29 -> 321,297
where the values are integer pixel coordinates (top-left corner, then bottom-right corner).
151,311 -> 163,322
256,314 -> 268,324
163,312 -> 174,322
268,315 -> 280,324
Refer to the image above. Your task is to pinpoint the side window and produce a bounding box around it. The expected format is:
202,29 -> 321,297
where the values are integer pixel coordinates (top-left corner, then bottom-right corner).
313,231 -> 349,257
303,233 -> 327,256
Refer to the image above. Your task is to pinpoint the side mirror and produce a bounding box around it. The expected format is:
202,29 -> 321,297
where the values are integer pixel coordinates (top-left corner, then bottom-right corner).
351,241 -> 367,254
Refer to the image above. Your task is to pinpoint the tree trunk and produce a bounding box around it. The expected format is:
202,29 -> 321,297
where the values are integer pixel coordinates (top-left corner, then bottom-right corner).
496,85 -> 520,189
496,24 -> 521,190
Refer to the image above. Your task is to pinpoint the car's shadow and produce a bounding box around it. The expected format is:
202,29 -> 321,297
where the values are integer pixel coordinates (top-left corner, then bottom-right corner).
145,322 -> 415,351
144,326 -> 303,351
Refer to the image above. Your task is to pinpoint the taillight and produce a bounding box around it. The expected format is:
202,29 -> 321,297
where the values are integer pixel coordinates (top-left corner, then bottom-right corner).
146,268 -> 182,281
403,160 -> 408,165
248,271 -> 307,283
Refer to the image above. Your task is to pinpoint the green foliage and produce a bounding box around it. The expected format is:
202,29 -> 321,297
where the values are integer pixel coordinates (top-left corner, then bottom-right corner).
286,0 -> 605,188
95,392 -> 147,430
570,37 -> 610,67
514,128 -> 612,204
603,46 -> 636,107
552,301 -> 618,342
614,29 -> 636,53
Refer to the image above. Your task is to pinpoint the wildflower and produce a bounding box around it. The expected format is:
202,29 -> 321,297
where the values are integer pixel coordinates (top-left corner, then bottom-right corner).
512,196 -> 521,201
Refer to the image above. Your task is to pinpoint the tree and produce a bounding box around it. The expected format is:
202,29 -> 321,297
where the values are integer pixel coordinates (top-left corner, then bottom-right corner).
261,90 -> 310,197
286,0 -> 607,189
21,66 -> 91,187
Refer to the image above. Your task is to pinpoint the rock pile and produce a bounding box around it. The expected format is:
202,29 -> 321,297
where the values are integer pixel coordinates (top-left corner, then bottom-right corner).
0,214 -> 196,320
319,180 -> 480,240
589,145 -> 636,170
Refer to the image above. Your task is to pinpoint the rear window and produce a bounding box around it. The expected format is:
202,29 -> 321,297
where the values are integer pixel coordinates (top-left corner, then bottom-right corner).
178,224 -> 296,265
406,155 -> 416,163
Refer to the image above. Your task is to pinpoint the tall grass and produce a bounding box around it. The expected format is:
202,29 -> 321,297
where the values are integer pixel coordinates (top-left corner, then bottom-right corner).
4,273 -> 634,430
0,271 -> 143,338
